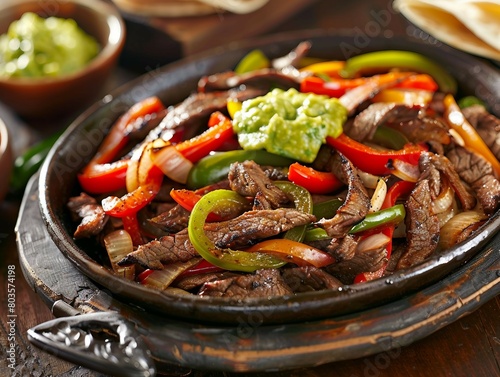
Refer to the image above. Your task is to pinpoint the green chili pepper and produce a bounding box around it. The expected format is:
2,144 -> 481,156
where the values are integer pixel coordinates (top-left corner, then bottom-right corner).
372,126 -> 409,150
349,204 -> 405,234
234,49 -> 270,74
274,181 -> 313,242
10,130 -> 63,192
312,198 -> 343,219
188,189 -> 286,272
304,227 -> 330,242
340,50 -> 457,94
458,96 -> 486,109
187,149 -> 294,189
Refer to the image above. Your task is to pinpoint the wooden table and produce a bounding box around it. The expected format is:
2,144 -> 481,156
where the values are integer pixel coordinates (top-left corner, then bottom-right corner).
1,0 -> 499,376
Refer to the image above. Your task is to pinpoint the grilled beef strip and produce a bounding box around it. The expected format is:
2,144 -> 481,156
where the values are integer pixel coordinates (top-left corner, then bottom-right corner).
396,179 -> 440,270
67,193 -> 109,239
318,153 -> 370,237
419,151 -> 477,210
120,208 -> 316,269
198,68 -> 300,93
281,266 -> 343,293
228,160 -> 290,210
445,145 -> 500,214
462,104 -> 500,160
174,271 -> 240,292
198,268 -> 293,298
325,236 -> 389,283
144,88 -> 264,144
345,102 -> 420,142
148,205 -> 191,234
390,115 -> 451,145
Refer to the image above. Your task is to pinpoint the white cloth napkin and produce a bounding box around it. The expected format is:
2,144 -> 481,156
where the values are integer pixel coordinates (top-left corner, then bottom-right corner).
393,0 -> 500,61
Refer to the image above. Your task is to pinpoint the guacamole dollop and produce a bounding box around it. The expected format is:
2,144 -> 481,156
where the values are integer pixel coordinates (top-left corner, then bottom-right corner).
232,88 -> 348,163
0,12 -> 100,78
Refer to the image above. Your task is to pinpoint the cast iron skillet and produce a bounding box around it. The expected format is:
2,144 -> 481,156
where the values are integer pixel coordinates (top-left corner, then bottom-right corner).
39,29 -> 500,325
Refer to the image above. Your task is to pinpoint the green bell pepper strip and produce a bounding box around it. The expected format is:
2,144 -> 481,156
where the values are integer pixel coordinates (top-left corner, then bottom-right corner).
304,227 -> 330,242
234,49 -> 270,74
312,198 -> 343,219
11,129 -> 64,192
348,204 -> 406,234
188,189 -> 287,272
371,126 -> 409,150
187,149 -> 294,189
340,50 -> 457,95
274,181 -> 313,242
458,96 -> 486,109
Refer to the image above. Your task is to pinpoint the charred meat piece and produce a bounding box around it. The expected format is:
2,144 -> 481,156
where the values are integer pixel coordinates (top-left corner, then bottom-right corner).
419,151 -> 476,210
446,145 -> 500,214
271,41 -> 312,71
396,180 -> 440,270
121,208 -> 315,269
282,266 -> 342,293
199,268 -> 293,298
174,271 -> 240,292
119,229 -> 197,269
145,88 -> 264,143
148,205 -> 190,234
391,116 -> 451,145
346,102 -> 420,142
325,236 -> 389,282
228,160 -> 289,209
198,68 -> 300,93
67,193 -> 108,239
323,234 -> 357,262
462,104 -> 500,160
318,153 -> 370,237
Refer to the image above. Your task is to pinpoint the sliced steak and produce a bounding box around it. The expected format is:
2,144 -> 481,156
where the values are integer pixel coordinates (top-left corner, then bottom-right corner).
228,160 -> 289,209
396,180 -> 440,270
346,102 -> 420,142
391,116 -> 451,145
67,193 -> 108,239
446,145 -> 500,214
325,236 -> 388,282
463,104 -> 500,160
199,268 -> 293,298
174,271 -> 240,291
419,151 -> 476,210
120,208 -> 315,269
148,204 -> 190,234
323,234 -> 357,262
281,266 -> 342,293
198,68 -> 300,93
120,229 -> 197,269
318,153 -> 370,237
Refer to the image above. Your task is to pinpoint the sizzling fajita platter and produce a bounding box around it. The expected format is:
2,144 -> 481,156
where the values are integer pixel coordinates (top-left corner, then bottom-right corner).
38,30 -> 500,327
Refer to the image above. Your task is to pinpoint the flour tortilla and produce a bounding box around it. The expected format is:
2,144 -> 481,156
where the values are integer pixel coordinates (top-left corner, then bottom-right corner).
113,0 -> 269,17
394,0 -> 500,61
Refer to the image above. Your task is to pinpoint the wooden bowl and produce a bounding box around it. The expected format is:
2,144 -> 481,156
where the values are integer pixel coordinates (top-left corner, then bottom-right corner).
0,0 -> 125,119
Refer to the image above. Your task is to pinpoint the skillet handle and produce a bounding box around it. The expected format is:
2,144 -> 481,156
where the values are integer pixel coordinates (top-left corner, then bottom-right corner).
27,310 -> 156,377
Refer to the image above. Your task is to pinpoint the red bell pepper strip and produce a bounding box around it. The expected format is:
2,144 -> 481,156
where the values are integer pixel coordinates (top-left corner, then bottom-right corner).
177,259 -> 224,278
101,166 -> 163,218
300,73 -> 438,98
175,111 -> 235,163
170,189 -> 223,222
78,96 -> 165,194
354,180 -> 415,283
288,162 -> 344,194
122,213 -> 144,246
326,133 -> 426,176
78,160 -> 129,194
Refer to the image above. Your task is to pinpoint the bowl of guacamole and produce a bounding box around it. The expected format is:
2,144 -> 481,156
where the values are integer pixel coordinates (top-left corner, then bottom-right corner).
0,0 -> 125,119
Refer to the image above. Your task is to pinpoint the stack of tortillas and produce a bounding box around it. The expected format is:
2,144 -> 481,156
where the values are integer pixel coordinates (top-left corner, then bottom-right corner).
393,0 -> 500,61
112,0 -> 269,17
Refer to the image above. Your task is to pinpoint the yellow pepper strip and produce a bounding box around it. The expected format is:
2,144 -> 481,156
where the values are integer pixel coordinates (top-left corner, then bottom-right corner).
443,94 -> 500,177
300,60 -> 345,78
371,88 -> 433,106
227,99 -> 242,119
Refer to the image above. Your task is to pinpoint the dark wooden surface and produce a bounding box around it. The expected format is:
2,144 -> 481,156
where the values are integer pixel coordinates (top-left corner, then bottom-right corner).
1,0 -> 499,376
